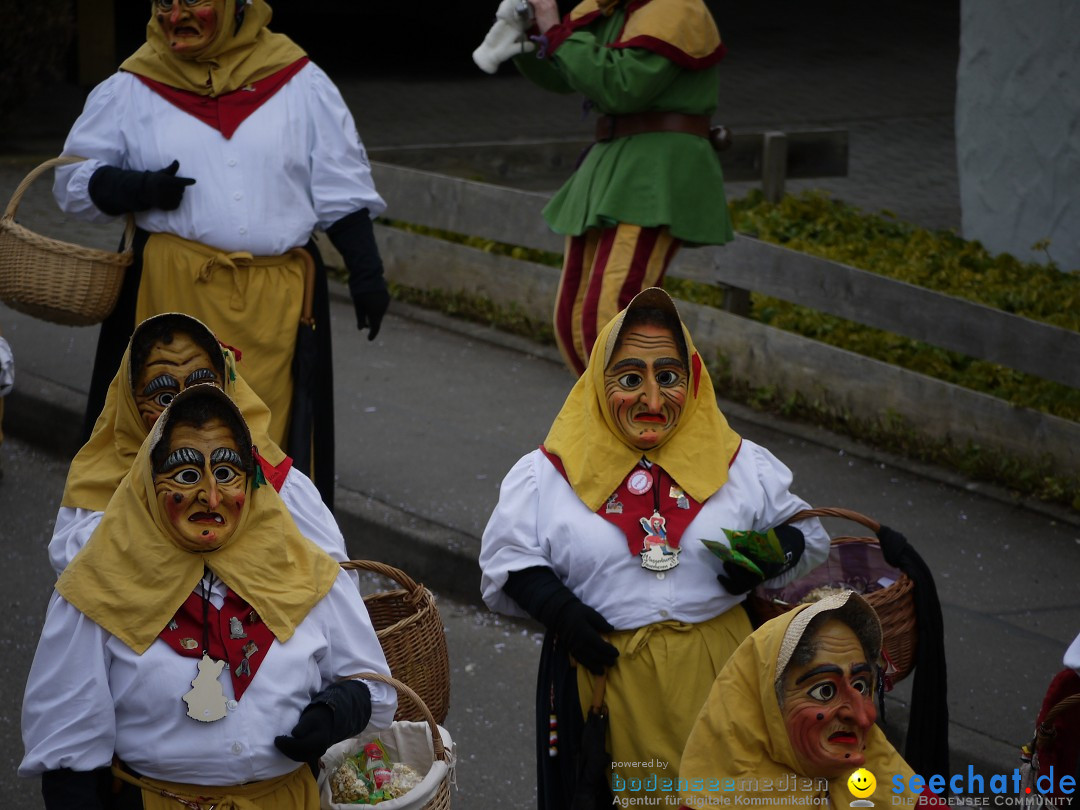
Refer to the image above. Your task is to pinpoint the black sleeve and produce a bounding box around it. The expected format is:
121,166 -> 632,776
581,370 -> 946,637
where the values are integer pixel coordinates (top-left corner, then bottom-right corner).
326,209 -> 385,295
503,565 -> 579,628
310,678 -> 373,743
41,768 -> 109,810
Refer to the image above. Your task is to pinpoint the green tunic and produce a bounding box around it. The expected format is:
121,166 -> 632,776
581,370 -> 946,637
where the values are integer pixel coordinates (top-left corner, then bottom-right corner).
516,6 -> 734,246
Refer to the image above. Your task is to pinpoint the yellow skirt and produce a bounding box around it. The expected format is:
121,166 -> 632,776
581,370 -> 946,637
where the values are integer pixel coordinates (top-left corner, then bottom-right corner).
575,607 -> 752,806
112,763 -> 319,809
136,233 -> 307,450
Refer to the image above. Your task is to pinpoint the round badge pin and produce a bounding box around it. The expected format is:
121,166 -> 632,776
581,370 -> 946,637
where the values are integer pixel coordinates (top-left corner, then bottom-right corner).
627,469 -> 653,495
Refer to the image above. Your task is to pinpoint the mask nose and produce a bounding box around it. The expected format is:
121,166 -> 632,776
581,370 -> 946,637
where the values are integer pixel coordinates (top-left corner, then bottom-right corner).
838,685 -> 876,730
640,376 -> 662,412
200,475 -> 222,510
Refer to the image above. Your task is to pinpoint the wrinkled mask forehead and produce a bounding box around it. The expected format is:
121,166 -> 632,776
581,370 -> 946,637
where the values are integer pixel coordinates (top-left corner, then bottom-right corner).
129,313 -> 224,391
601,288 -> 686,369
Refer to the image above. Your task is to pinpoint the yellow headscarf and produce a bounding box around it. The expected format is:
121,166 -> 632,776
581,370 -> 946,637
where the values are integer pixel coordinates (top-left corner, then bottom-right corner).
56,385 -> 340,654
679,592 -> 923,808
62,313 -> 287,513
121,0 -> 306,97
543,288 -> 741,512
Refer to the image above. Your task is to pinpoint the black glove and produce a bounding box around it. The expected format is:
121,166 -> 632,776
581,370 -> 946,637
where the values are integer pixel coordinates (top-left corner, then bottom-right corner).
503,566 -> 618,675
327,209 -> 389,340
716,524 -> 805,595
274,679 -> 372,763
41,767 -> 109,810
88,159 -> 196,216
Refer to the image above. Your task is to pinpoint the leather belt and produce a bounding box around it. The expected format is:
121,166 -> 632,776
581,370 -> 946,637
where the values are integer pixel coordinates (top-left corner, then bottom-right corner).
594,111 -> 712,142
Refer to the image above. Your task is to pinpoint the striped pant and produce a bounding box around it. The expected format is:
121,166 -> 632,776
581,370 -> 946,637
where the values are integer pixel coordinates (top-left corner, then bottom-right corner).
553,224 -> 682,376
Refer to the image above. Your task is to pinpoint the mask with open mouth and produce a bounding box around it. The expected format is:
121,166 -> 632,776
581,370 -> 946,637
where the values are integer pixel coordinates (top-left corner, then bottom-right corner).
154,0 -> 224,57
154,418 -> 247,553
780,617 -> 877,778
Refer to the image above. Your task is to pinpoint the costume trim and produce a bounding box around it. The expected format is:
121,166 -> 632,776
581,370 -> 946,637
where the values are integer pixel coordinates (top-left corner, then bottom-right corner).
257,452 -> 293,494
557,0 -> 724,69
130,57 -> 309,139
161,587 -> 275,700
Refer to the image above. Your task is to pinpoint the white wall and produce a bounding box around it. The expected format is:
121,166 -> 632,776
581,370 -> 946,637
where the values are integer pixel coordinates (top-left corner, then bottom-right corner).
956,0 -> 1080,271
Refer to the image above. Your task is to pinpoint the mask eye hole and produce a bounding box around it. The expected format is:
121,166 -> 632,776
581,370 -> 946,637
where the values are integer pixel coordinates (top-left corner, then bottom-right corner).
806,681 -> 837,702
213,466 -> 240,484
617,373 -> 643,388
656,369 -> 680,386
172,468 -> 202,486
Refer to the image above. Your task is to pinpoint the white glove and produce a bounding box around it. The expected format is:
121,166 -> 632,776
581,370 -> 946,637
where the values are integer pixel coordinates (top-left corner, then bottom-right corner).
496,0 -> 533,31
0,336 -> 13,397
473,17 -> 536,74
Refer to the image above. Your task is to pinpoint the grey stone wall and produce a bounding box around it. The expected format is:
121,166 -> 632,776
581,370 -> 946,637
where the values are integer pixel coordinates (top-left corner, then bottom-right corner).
956,0 -> 1080,271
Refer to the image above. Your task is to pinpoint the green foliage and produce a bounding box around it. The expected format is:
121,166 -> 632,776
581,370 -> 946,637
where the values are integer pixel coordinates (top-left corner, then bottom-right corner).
389,283 -> 555,345
727,190 -> 1080,421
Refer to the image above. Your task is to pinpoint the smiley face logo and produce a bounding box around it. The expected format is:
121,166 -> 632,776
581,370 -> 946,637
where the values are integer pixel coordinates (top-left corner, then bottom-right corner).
847,767 -> 876,800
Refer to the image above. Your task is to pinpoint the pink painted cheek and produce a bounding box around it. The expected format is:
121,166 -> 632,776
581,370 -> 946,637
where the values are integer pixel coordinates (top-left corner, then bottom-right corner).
233,493 -> 245,511
163,491 -> 190,526
785,704 -> 836,766
194,8 -> 217,25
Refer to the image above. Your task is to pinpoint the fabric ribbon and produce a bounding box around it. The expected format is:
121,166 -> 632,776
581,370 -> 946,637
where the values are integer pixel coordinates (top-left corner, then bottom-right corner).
197,252 -> 255,311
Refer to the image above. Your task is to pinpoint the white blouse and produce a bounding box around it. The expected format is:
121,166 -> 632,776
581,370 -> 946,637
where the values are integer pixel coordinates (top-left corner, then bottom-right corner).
53,62 -> 385,255
479,440 -> 830,629
20,571 -> 396,782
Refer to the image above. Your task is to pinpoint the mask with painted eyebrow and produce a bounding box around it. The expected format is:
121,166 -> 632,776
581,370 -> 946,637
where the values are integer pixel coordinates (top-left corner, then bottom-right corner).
603,324 -> 688,451
185,368 -> 219,386
210,447 -> 244,467
144,374 -> 180,396
159,446 -> 205,474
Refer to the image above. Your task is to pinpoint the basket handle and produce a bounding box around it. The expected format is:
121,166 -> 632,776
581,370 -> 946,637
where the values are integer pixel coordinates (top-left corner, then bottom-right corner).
4,155 -> 136,253
1035,693 -> 1080,750
340,559 -> 421,595
339,671 -> 447,762
785,507 -> 882,533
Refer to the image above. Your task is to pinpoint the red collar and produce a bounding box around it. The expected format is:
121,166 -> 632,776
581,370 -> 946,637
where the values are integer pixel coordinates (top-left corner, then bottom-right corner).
160,587 -> 276,701
129,57 -> 309,139
540,447 -> 704,555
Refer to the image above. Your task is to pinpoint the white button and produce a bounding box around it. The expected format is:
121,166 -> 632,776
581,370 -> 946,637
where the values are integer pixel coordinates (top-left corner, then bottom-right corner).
227,699 -> 238,710
238,227 -> 247,235
659,609 -> 670,618
233,192 -> 242,200
227,159 -> 237,167
232,742 -> 243,754
656,572 -> 665,580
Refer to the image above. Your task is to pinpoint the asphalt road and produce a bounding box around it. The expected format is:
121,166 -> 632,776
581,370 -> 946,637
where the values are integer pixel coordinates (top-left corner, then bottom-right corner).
0,433 -> 540,809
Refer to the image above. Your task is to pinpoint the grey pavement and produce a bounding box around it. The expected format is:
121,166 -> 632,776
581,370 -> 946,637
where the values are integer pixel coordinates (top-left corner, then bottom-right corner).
3,0 -> 1079,804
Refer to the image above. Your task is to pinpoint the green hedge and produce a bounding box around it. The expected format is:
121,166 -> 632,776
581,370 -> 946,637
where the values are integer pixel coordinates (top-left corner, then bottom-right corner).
725,190 -> 1080,422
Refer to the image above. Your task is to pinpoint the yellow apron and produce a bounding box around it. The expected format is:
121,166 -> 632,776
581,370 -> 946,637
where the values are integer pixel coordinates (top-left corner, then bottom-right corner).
112,763 -> 319,810
136,233 -> 306,449
575,606 -> 753,803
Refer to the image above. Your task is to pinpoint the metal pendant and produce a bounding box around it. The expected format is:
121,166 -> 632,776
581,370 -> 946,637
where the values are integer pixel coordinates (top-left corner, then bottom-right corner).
638,510 -> 680,572
183,654 -> 229,722
229,616 -> 247,639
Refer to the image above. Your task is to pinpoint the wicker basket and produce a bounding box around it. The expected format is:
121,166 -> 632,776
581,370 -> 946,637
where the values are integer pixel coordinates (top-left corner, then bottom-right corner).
0,156 -> 134,326
746,507 -> 918,683
323,672 -> 453,810
342,560 -> 451,724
